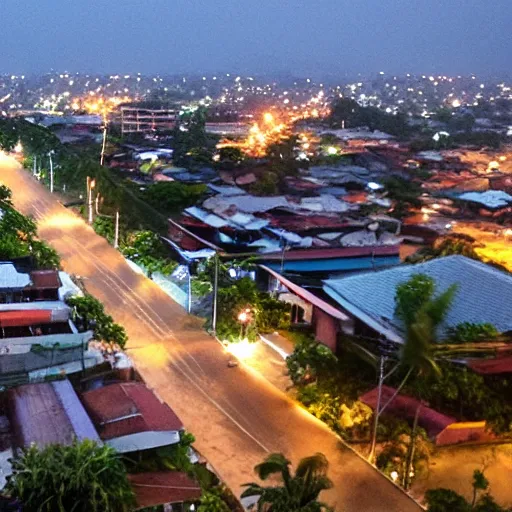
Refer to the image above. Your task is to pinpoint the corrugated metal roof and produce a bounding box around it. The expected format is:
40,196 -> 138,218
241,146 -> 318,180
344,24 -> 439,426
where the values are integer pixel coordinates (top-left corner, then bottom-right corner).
129,472 -> 201,509
0,264 -> 31,289
8,380 -> 101,449
82,383 -> 183,441
324,256 -> 512,339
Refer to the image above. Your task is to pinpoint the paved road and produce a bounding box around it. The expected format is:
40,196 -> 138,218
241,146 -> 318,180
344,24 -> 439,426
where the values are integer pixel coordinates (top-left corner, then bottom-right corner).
0,156 -> 422,512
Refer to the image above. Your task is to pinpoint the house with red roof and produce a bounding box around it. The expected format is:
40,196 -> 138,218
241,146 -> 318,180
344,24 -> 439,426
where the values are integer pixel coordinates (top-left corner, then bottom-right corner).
81,382 -> 185,454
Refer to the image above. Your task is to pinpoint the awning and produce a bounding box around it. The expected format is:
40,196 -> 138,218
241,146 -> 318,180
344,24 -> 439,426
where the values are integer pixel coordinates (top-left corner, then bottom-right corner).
0,310 -> 52,328
260,265 -> 348,321
128,472 -> 201,509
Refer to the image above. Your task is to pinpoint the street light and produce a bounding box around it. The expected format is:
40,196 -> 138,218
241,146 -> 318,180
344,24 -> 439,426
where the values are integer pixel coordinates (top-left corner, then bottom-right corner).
86,176 -> 96,224
48,151 -> 55,193
237,308 -> 252,340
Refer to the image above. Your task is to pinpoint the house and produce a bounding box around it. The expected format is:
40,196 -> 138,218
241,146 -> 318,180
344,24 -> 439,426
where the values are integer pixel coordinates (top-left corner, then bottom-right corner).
323,255 -> 512,344
260,265 -> 351,352
81,382 -> 184,454
0,295 -> 99,385
8,380 -> 101,450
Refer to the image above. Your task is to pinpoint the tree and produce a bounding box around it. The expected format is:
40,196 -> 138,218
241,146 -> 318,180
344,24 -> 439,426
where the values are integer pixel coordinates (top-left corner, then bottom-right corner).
425,488 -> 471,512
241,453 -> 333,512
142,182 -> 206,215
5,440 -> 135,512
406,235 -> 481,264
425,469 -> 507,512
66,294 -> 128,349
368,275 -> 456,465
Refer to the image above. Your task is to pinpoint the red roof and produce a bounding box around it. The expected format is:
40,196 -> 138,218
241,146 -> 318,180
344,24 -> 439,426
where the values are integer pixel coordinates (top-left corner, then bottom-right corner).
360,385 -> 455,437
0,310 -> 52,327
30,270 -> 61,289
128,472 -> 201,509
81,383 -> 183,440
469,357 -> 512,375
260,265 -> 348,321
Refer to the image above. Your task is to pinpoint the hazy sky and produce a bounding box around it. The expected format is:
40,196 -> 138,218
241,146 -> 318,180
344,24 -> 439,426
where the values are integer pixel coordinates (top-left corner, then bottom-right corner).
1,0 -> 510,76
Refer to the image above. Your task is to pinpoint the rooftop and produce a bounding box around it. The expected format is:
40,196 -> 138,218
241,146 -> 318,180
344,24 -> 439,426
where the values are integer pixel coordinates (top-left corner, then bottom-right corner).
0,264 -> 31,290
81,382 -> 183,453
128,471 -> 201,509
8,380 -> 101,449
324,256 -> 512,341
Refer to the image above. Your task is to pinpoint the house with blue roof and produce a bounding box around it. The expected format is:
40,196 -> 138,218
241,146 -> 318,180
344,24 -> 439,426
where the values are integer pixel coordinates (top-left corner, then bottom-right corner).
323,255 -> 512,344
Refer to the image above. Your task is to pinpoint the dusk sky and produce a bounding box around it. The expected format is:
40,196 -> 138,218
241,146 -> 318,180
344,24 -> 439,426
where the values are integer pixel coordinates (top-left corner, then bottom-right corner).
1,0 -> 511,76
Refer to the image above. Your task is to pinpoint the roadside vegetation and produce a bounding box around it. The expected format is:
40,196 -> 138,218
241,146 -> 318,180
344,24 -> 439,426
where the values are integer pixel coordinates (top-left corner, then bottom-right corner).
285,274 -> 512,491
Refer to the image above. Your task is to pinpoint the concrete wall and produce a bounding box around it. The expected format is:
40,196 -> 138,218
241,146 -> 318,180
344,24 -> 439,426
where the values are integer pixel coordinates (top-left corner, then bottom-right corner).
313,308 -> 338,352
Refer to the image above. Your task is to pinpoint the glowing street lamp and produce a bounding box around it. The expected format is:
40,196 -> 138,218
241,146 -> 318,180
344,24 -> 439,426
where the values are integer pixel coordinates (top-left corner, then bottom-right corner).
238,308 -> 252,340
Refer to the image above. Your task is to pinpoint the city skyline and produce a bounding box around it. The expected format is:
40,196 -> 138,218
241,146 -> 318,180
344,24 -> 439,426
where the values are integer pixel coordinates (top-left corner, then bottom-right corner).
1,0 -> 511,76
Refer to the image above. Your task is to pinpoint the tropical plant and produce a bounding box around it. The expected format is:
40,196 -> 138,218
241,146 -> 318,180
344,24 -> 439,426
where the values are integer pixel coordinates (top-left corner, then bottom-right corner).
447,322 -> 499,343
286,338 -> 338,386
142,182 -> 207,215
241,452 -> 333,512
425,469 -> 507,512
368,275 -> 455,467
66,294 -> 128,349
5,440 -> 135,512
198,490 -> 230,512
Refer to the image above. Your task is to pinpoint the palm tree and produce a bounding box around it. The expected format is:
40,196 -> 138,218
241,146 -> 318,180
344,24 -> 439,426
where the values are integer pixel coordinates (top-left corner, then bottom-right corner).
368,275 -> 456,463
241,453 -> 333,512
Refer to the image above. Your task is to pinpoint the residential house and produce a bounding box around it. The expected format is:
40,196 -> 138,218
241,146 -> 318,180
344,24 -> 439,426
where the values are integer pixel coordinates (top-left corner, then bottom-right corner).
323,255 -> 512,344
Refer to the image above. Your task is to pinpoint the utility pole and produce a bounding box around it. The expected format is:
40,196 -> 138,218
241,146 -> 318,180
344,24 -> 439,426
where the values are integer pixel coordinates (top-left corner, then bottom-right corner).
114,210 -> 120,249
33,155 -> 37,176
369,355 -> 385,463
48,151 -> 54,193
212,253 -> 219,336
100,123 -> 107,166
86,176 -> 95,224
187,264 -> 192,314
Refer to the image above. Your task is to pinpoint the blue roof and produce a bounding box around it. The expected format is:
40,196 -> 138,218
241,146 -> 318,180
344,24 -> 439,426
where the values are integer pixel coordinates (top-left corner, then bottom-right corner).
324,256 -> 512,340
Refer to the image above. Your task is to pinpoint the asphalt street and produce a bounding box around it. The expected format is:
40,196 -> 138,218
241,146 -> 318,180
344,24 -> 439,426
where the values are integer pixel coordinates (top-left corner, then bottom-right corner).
0,155 -> 422,511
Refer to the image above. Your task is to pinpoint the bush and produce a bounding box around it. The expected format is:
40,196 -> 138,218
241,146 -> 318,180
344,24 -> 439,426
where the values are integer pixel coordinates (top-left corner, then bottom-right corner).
286,338 -> 338,386
447,322 -> 499,343
425,488 -> 471,512
5,440 -> 135,512
142,182 -> 207,215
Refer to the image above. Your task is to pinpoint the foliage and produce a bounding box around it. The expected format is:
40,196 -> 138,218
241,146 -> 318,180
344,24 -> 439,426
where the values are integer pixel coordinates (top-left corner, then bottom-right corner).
5,440 -> 135,512
218,146 -> 245,166
286,338 -> 338,386
142,181 -> 207,215
256,295 -> 291,333
66,294 -> 128,349
383,176 -> 423,218
329,98 -> 410,137
446,322 -> 499,343
121,230 -> 177,276
267,135 -> 301,179
29,239 -> 61,269
172,107 -> 212,167
197,490 -> 230,512
376,429 -> 431,484
249,171 -> 280,196
0,186 -> 60,269
425,488 -> 471,512
126,431 -> 196,474
425,469 -> 507,512
406,235 -> 481,264
241,452 -> 333,512
395,274 -> 436,327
